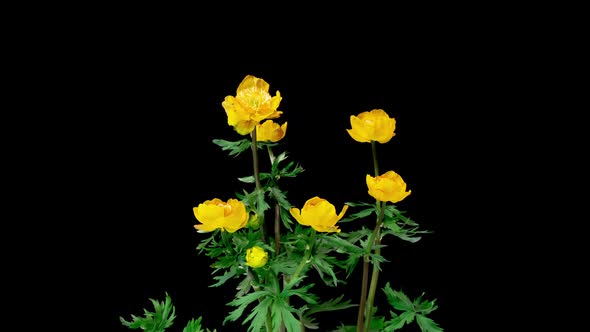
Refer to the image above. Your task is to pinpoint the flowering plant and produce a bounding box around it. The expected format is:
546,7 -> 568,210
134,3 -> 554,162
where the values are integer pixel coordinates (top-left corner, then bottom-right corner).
120,75 -> 443,332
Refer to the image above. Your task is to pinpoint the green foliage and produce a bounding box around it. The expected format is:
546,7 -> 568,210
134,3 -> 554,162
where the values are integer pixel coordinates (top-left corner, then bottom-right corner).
120,293 -> 217,332
212,138 -> 251,157
301,295 -> 357,329
332,316 -> 386,332
182,317 -> 217,332
120,292 -> 176,332
381,204 -> 431,243
339,203 -> 375,223
381,282 -> 443,332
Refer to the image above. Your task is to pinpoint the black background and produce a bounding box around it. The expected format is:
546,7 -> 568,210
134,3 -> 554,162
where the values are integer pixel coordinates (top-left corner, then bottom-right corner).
20,12 -> 539,331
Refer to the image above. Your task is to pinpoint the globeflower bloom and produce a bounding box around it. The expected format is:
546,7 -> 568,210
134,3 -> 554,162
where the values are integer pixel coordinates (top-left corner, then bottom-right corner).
221,75 -> 283,135
193,198 -> 248,233
366,170 -> 412,203
289,196 -> 348,233
256,120 -> 287,142
245,245 -> 268,268
347,109 -> 396,143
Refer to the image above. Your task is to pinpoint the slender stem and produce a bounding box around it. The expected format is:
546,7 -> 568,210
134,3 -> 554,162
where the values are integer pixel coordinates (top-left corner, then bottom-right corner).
265,144 -> 285,331
251,130 -> 262,190
371,141 -> 379,176
364,141 -> 385,331
274,203 -> 281,255
266,145 -> 281,256
364,201 -> 385,331
357,140 -> 383,332
356,259 -> 370,332
251,130 -> 266,243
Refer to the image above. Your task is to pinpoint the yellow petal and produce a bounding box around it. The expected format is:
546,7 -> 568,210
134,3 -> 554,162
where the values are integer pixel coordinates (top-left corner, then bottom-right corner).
233,119 -> 258,135
337,205 -> 349,221
347,115 -> 372,143
223,199 -> 248,233
289,207 -> 305,225
193,203 -> 224,233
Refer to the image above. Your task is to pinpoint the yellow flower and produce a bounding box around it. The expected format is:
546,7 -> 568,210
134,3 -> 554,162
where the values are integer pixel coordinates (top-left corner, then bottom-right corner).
221,75 -> 283,135
366,170 -> 412,203
289,196 -> 348,233
346,109 -> 396,143
193,198 -> 248,233
245,245 -> 268,268
256,120 -> 287,142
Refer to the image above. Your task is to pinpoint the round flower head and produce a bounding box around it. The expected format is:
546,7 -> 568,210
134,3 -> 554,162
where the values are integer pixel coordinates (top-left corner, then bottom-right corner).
221,75 -> 283,135
347,109 -> 396,143
289,196 -> 348,233
366,170 -> 412,203
256,120 -> 287,142
193,198 -> 248,233
245,245 -> 269,268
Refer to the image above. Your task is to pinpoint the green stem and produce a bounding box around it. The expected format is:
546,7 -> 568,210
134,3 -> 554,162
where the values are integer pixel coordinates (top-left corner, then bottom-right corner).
251,130 -> 266,243
356,140 -> 382,332
274,203 -> 281,256
356,258 -> 370,332
252,130 -> 262,190
371,141 -> 379,176
266,145 -> 281,257
364,201 -> 385,332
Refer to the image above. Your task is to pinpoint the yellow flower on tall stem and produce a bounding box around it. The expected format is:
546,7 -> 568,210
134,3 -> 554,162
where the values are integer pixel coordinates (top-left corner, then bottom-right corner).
193,198 -> 248,233
256,120 -> 288,142
221,75 -> 283,135
346,109 -> 396,143
289,196 -> 348,233
366,170 -> 412,203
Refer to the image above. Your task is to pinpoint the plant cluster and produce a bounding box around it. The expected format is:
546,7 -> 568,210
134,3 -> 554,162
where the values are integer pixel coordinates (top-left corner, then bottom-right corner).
121,75 -> 442,332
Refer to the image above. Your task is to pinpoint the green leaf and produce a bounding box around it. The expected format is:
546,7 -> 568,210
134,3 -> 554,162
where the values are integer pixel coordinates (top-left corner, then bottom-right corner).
238,173 -> 271,183
383,311 -> 415,331
339,206 -> 376,223
256,188 -> 271,215
237,175 -> 255,183
305,295 -> 357,316
182,317 -> 209,332
416,314 -> 444,332
381,283 -> 443,332
278,160 -> 305,178
268,187 -> 291,209
311,254 -> 339,286
242,297 -> 273,332
120,292 -> 176,332
271,299 -> 301,332
279,207 -> 294,231
383,284 -> 413,311
381,213 -> 429,243
343,201 -> 374,207
212,138 -> 251,157
225,289 -> 272,324
210,266 -> 237,287
331,324 -> 357,332
282,282 -> 318,305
